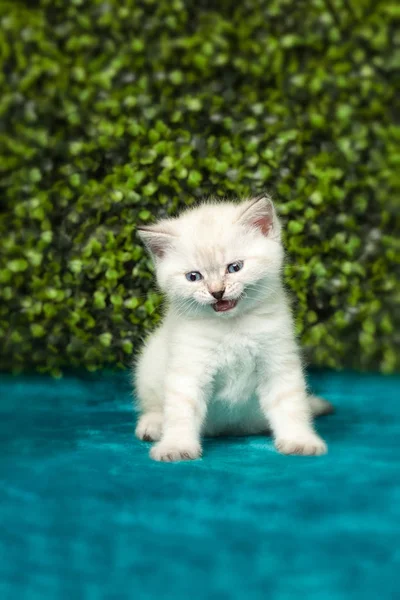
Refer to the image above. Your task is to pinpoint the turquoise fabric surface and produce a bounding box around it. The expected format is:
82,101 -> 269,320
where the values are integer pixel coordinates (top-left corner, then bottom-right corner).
1,370 -> 399,600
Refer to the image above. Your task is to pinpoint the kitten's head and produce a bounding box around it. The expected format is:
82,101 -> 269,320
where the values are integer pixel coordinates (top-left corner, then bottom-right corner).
138,195 -> 284,318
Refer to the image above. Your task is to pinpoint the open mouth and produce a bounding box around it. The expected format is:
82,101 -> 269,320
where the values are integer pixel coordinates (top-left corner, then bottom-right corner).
212,299 -> 239,313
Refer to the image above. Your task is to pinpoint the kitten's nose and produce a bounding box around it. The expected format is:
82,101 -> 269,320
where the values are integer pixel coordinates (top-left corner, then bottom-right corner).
211,289 -> 225,300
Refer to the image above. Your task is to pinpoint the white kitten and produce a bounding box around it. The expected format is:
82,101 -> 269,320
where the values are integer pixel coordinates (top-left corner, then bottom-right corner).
134,195 -> 333,462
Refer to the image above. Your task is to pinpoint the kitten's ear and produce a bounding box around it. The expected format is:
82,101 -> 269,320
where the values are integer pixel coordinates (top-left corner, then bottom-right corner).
236,194 -> 280,239
137,221 -> 176,258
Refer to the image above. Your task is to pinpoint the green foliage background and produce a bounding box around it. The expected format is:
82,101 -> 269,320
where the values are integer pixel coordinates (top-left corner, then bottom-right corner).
0,0 -> 399,375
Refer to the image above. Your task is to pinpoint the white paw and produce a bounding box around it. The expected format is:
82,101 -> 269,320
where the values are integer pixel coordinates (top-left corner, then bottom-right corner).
150,440 -> 202,462
135,413 -> 163,442
275,433 -> 327,456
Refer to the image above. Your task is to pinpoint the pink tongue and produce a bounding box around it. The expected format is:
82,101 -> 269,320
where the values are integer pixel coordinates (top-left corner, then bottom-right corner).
213,299 -> 237,312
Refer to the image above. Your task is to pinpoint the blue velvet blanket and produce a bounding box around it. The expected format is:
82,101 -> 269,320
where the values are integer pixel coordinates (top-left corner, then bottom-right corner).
1,370 -> 399,600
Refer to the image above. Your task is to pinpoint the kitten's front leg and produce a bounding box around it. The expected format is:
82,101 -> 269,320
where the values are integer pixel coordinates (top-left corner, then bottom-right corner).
150,356 -> 210,462
258,362 -> 327,456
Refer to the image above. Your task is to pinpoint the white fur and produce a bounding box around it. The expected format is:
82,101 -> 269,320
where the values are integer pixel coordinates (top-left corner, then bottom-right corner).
134,196 -> 332,462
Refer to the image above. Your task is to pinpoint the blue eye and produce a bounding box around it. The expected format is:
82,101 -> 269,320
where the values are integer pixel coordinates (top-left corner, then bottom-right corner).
185,271 -> 203,282
227,261 -> 244,274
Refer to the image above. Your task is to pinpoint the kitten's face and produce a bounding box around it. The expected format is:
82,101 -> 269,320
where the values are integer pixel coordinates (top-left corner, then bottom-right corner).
138,196 -> 284,318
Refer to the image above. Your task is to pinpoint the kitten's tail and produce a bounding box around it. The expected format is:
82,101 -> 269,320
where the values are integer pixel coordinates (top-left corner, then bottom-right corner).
309,395 -> 335,417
